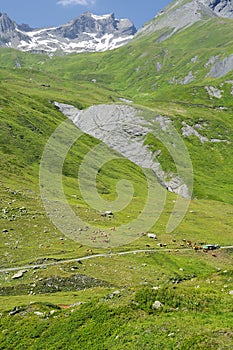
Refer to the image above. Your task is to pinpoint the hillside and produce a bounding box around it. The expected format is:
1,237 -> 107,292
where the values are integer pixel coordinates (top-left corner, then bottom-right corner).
4,16 -> 232,203
0,0 -> 233,348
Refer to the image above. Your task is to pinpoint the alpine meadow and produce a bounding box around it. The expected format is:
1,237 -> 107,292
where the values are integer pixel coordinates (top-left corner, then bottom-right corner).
0,0 -> 233,349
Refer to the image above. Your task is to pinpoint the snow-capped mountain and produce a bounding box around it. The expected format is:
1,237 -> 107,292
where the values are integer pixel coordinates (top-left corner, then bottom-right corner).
0,12 -> 137,54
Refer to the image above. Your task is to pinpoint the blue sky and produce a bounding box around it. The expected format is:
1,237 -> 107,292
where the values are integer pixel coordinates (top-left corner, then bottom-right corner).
0,0 -> 172,30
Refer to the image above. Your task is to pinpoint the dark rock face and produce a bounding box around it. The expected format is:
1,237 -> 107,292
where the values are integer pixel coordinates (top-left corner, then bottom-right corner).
199,0 -> 233,17
0,12 -> 16,33
18,23 -> 34,32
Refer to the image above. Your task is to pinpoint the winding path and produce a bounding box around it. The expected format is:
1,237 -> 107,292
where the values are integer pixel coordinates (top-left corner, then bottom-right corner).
0,246 -> 232,274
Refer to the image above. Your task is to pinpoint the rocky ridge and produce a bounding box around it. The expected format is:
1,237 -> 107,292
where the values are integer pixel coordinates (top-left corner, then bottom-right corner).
0,12 -> 136,54
137,0 -> 233,40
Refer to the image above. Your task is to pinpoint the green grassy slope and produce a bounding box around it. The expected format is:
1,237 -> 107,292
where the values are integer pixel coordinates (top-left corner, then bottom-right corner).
33,18 -> 233,101
0,66 -> 152,265
0,250 -> 233,349
1,18 -> 232,204
1,19 -> 233,206
0,12 -> 233,349
0,64 -> 232,269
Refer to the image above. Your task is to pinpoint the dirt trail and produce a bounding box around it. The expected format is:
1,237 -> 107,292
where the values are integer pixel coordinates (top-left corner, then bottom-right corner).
1,246 -> 232,273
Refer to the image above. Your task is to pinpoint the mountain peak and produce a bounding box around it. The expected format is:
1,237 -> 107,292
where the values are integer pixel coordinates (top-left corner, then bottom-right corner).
0,11 -> 136,54
0,12 -> 16,33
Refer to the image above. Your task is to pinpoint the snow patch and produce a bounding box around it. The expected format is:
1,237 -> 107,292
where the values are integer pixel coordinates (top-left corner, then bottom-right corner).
90,14 -> 112,21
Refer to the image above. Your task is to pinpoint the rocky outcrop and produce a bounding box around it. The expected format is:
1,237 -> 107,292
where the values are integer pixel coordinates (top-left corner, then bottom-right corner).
206,54 -> 233,78
205,86 -> 223,98
54,102 -> 191,198
181,71 -> 195,85
181,122 -> 208,143
181,121 -> 228,143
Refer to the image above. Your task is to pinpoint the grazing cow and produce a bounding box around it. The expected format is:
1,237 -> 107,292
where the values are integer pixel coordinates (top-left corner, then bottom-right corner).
147,233 -> 157,239
58,304 -> 70,309
101,211 -> 113,217
193,245 -> 202,251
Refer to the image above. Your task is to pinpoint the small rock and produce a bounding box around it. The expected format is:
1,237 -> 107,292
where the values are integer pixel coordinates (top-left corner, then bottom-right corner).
112,290 -> 121,296
152,301 -> 163,310
70,302 -> 83,307
108,290 -> 121,299
12,270 -> 27,279
19,207 -> 26,212
34,311 -> 44,317
152,286 -> 160,290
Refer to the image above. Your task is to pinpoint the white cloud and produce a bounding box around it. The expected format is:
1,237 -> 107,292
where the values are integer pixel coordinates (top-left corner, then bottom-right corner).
57,0 -> 95,6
